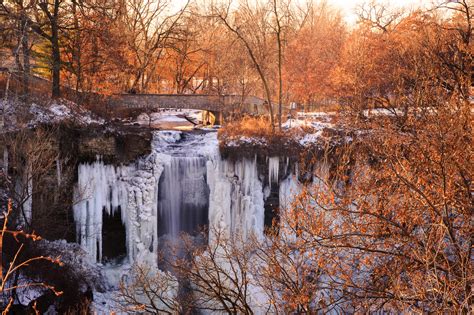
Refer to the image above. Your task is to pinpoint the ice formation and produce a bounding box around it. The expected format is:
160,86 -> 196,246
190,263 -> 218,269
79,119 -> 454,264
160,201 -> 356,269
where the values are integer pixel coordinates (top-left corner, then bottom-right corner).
73,154 -> 164,264
69,129 -> 323,314
268,156 -> 279,188
206,156 -> 265,242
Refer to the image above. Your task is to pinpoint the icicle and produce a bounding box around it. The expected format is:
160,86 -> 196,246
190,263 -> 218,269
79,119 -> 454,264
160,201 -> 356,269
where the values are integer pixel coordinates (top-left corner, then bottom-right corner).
73,153 -> 164,265
23,161 -> 33,225
268,156 -> 279,188
73,161 -> 130,262
207,155 -> 265,243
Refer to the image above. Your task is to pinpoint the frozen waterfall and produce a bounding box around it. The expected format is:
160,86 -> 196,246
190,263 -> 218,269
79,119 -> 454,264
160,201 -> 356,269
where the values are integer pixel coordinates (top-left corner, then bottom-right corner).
73,131 -> 296,265
73,154 -> 163,264
206,156 -> 265,242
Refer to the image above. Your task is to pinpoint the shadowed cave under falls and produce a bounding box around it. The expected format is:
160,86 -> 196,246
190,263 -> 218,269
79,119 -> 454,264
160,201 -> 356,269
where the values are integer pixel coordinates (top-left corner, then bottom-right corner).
102,206 -> 127,263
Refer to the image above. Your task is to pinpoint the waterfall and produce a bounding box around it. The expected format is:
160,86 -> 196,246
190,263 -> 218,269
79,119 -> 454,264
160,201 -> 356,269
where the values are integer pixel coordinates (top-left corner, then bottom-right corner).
158,156 -> 209,237
73,131 -> 287,264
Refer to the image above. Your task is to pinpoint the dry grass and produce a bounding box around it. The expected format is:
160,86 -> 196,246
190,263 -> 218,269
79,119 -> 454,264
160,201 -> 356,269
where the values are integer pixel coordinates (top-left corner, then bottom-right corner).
218,116 -> 307,158
219,116 -> 275,140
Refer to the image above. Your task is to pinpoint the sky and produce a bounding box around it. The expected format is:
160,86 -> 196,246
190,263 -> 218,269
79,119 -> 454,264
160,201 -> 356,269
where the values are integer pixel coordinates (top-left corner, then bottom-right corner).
172,0 -> 430,24
331,0 -> 428,24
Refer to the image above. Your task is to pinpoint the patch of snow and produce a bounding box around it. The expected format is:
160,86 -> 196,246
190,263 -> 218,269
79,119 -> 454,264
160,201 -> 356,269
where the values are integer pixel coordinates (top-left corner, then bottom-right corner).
155,115 -> 188,123
136,112 -> 150,125
28,100 -> 104,126
299,130 -> 323,146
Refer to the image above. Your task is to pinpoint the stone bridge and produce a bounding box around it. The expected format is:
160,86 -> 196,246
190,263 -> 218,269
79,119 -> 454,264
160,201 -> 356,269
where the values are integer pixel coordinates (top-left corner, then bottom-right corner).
108,94 -> 268,118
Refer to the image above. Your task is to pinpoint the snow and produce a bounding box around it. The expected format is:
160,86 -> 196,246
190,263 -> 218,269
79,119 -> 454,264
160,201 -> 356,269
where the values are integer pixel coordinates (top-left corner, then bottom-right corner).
29,100 -> 104,126
225,136 -> 268,147
282,118 -> 312,128
222,112 -> 337,149
299,130 -> 323,146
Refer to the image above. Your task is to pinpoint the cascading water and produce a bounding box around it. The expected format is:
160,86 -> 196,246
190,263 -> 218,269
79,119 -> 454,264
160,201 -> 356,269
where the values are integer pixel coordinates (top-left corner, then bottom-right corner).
158,156 -> 209,237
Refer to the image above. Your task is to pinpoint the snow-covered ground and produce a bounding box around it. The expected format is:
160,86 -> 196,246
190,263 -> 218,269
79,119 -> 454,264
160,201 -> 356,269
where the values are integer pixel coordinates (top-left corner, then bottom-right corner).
224,111 -> 340,148
0,98 -> 104,131
29,101 -> 104,126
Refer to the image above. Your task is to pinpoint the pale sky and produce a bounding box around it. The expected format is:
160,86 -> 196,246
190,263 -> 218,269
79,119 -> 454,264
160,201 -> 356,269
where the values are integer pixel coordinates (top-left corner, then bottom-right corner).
173,0 -> 431,24
331,0 -> 429,24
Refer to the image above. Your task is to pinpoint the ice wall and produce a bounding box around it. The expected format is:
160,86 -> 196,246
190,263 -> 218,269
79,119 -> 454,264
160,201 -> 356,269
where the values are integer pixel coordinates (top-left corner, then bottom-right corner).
73,153 -> 165,264
206,155 -> 265,242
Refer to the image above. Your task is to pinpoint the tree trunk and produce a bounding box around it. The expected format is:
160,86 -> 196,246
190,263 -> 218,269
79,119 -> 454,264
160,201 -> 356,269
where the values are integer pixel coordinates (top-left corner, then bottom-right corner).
51,30 -> 61,98
50,1 -> 61,98
72,0 -> 82,97
21,16 -> 30,97
274,0 -> 283,131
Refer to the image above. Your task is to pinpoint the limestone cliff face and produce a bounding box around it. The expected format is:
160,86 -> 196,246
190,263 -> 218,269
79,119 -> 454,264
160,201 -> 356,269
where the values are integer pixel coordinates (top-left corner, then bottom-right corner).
71,126 -> 152,164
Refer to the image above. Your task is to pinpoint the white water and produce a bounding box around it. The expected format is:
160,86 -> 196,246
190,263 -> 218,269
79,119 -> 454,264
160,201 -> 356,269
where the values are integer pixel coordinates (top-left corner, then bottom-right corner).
158,156 -> 208,237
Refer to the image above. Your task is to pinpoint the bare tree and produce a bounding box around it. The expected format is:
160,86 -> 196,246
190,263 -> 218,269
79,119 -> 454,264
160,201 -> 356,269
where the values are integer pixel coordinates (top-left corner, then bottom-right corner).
211,1 -> 276,129
356,0 -> 403,33
122,0 -> 189,93
118,264 -> 180,314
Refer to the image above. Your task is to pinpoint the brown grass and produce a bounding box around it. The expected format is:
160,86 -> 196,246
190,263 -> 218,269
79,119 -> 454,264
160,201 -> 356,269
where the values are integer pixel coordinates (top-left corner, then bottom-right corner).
218,116 -> 308,159
219,116 -> 275,140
